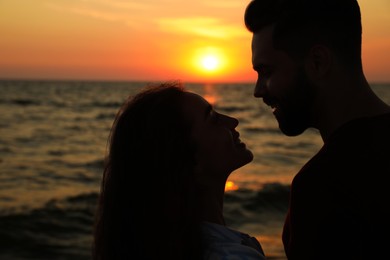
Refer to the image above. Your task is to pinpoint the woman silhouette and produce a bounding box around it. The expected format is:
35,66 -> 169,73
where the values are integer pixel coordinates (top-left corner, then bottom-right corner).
93,82 -> 266,259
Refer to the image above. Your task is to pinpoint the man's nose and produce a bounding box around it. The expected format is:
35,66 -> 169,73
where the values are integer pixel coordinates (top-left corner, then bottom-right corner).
254,78 -> 266,98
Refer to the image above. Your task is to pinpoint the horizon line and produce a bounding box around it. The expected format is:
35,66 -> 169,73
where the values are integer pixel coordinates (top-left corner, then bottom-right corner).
1,77 -> 390,86
0,77 -> 259,85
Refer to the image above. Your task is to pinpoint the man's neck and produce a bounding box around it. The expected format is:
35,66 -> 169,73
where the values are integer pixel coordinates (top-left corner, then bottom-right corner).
315,77 -> 390,142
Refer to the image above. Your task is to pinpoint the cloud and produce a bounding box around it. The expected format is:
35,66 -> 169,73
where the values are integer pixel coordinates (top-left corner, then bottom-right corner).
52,5 -> 121,22
45,2 -> 145,28
158,17 -> 247,39
45,1 -> 250,35
200,0 -> 245,9
79,0 -> 153,11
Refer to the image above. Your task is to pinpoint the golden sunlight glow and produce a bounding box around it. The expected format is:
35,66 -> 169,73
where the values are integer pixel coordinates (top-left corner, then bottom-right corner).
225,181 -> 239,192
201,55 -> 219,71
192,47 -> 227,75
1,1 -> 389,82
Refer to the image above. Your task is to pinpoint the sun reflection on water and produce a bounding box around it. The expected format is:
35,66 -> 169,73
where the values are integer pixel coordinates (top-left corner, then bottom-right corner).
202,84 -> 219,105
225,181 -> 239,191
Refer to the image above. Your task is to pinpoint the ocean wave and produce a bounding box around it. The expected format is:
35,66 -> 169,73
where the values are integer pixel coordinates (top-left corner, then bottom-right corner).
6,99 -> 41,106
68,159 -> 105,170
243,126 -> 282,134
224,183 -> 289,225
0,183 -> 290,217
0,193 -> 97,259
46,158 -> 104,168
217,105 -> 252,113
1,98 -> 123,110
0,183 -> 290,258
0,146 -> 14,154
95,112 -> 116,120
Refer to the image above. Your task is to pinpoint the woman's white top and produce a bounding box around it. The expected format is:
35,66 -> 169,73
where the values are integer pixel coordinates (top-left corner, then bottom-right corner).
202,222 -> 266,260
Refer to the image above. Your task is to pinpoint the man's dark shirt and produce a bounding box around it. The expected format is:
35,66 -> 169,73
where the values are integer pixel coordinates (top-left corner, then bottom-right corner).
283,113 -> 390,259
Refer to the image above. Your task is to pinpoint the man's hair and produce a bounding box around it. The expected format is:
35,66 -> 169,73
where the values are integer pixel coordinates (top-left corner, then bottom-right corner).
245,0 -> 363,69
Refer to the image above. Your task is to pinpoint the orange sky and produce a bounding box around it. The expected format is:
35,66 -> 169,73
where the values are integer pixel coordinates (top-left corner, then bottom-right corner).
0,0 -> 389,83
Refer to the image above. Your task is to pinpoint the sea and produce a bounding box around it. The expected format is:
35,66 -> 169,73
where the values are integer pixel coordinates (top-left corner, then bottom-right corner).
0,80 -> 389,260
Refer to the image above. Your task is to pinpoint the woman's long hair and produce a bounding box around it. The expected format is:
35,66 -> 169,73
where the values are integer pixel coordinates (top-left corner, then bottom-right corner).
93,82 -> 202,259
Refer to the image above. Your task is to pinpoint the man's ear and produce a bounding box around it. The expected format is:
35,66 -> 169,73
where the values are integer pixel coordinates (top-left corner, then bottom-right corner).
305,45 -> 332,79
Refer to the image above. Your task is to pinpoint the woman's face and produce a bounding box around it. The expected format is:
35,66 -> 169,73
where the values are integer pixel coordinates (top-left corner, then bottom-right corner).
180,92 -> 253,183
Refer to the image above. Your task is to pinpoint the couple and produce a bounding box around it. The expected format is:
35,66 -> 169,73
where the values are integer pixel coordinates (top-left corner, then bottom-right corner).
93,0 -> 390,259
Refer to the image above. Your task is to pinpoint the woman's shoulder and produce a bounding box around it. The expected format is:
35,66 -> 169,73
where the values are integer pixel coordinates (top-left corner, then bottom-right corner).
201,222 -> 266,260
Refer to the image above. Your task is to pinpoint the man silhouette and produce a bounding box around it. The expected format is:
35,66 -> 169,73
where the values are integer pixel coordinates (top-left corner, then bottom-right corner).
244,0 -> 390,259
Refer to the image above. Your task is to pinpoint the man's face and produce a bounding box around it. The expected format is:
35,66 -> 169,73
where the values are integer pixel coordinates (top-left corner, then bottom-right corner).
251,25 -> 314,136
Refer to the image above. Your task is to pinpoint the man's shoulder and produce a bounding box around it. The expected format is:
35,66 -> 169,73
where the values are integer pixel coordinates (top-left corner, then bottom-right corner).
291,112 -> 390,198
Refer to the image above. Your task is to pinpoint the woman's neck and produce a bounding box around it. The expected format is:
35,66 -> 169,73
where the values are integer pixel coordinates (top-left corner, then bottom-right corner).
196,181 -> 226,226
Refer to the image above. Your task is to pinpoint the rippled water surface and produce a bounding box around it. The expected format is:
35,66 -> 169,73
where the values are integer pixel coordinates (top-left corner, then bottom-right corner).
1,80 -> 389,259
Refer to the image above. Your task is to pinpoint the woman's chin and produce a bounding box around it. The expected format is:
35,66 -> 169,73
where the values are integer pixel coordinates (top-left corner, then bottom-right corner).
242,148 -> 254,164
231,150 -> 254,171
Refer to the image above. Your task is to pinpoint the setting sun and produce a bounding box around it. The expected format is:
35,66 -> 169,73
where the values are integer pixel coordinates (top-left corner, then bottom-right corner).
191,47 -> 228,78
201,55 -> 219,71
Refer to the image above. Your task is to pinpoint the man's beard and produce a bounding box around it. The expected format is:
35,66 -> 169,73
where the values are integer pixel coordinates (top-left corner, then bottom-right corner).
276,69 -> 315,136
